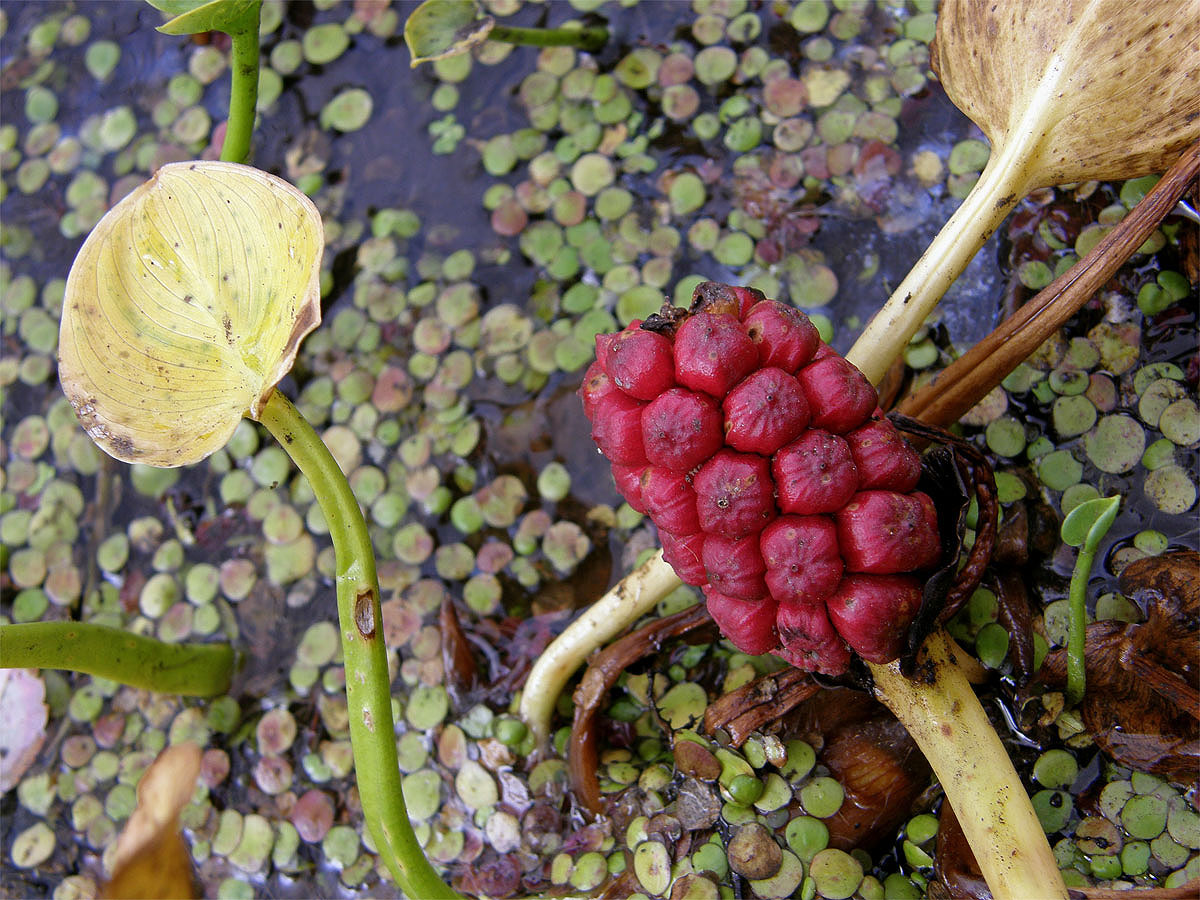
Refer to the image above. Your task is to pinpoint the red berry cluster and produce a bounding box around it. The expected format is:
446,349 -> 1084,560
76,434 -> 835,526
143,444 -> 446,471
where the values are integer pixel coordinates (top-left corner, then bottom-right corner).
580,282 -> 941,675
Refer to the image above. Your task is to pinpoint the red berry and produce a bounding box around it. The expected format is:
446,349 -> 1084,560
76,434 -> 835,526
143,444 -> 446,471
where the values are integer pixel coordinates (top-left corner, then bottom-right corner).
660,530 -> 707,586
835,490 -> 941,574
642,388 -> 724,472
674,312 -> 758,397
607,328 -> 676,400
692,281 -> 764,319
702,535 -> 768,601
611,464 -> 647,513
722,368 -> 810,455
579,360 -> 620,421
590,391 -> 647,467
743,300 -> 820,372
693,450 -> 775,539
706,591 -> 779,655
772,430 -> 860,515
639,467 -> 701,535
825,574 -> 922,663
845,418 -> 922,492
797,356 -> 877,433
775,601 -> 850,675
760,515 -> 842,606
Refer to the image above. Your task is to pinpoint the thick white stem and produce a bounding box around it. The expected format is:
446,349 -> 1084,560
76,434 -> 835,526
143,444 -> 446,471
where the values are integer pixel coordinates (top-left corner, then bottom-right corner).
519,550 -> 681,746
868,632 -> 1067,900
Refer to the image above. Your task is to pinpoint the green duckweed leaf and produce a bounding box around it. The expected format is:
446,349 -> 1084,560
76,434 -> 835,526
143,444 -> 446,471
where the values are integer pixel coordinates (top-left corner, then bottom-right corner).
59,161 -> 324,467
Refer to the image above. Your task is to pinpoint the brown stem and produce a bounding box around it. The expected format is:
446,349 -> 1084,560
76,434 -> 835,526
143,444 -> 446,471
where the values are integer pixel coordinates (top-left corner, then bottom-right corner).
703,667 -> 819,748
899,140 -> 1200,428
568,603 -> 713,815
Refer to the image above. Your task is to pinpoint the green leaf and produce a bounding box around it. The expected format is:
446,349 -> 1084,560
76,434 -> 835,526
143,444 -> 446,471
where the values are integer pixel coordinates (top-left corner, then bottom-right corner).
1060,495 -> 1120,550
148,0 -> 259,35
404,0 -> 493,67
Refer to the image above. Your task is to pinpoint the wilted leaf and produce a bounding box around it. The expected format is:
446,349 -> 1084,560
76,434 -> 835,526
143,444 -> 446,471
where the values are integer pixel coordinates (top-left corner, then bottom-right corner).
101,742 -> 202,899
933,0 -> 1200,187
147,0 -> 259,35
404,0 -> 494,67
59,161 -> 323,467
0,669 -> 47,792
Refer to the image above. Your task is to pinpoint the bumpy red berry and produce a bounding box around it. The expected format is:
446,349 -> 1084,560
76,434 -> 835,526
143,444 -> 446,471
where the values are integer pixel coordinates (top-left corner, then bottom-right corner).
674,312 -> 758,396
693,450 -> 775,539
642,388 -> 723,472
760,516 -> 842,606
825,574 -> 923,663
836,490 -> 941,574
581,282 -> 942,675
702,535 -> 768,601
607,327 -> 676,400
706,591 -> 778,656
722,368 -> 809,455
772,430 -> 859,515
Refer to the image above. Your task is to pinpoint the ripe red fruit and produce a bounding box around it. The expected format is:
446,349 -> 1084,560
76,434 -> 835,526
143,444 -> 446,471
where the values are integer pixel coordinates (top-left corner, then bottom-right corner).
836,490 -> 940,574
722,368 -> 810,455
660,530 -> 707,586
775,601 -> 851,675
705,591 -> 778,656
760,516 -> 842,606
772,430 -> 859,515
607,328 -> 676,400
743,300 -> 820,371
797,356 -> 876,433
702,535 -> 768,601
581,282 -> 942,674
642,388 -> 723,472
611,464 -> 647,513
693,450 -> 774,539
674,312 -> 758,396
845,418 -> 922,492
825,574 -> 923,663
640,467 -> 701,535
590,391 -> 646,467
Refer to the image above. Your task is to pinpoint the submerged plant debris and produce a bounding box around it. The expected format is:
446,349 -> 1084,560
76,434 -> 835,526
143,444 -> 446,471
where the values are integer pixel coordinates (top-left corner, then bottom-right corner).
1,1 -> 1197,899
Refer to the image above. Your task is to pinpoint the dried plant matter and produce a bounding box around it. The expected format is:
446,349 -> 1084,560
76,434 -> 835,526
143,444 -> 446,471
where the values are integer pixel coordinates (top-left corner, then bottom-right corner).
850,0 -> 1200,384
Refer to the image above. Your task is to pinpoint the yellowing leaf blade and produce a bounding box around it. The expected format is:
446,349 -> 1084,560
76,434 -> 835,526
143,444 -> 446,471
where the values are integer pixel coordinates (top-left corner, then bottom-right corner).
59,161 -> 323,467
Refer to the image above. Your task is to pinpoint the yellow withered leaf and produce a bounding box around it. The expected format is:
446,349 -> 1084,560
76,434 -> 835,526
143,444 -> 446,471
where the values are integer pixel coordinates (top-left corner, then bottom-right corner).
101,742 -> 202,900
59,161 -> 323,467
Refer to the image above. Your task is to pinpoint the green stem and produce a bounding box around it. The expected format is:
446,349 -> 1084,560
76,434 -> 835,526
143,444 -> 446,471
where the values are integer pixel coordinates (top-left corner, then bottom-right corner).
220,2 -> 262,164
0,622 -> 234,697
1065,546 -> 1095,707
489,23 -> 607,52
256,390 -> 461,900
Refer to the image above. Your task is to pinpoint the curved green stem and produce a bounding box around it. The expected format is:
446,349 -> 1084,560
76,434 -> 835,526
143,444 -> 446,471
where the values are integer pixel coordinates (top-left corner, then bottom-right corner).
0,622 -> 234,697
220,2 -> 262,164
256,390 -> 461,900
489,23 -> 607,52
1065,546 -> 1094,706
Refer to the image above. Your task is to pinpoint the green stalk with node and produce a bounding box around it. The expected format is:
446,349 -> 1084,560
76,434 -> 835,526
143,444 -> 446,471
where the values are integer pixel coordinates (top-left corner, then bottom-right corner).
48,161 -> 461,900
146,0 -> 263,164
404,0 -> 607,67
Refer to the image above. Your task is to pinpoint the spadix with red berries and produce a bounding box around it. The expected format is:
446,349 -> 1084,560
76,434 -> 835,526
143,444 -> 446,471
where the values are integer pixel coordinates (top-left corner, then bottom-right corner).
580,282 -> 937,675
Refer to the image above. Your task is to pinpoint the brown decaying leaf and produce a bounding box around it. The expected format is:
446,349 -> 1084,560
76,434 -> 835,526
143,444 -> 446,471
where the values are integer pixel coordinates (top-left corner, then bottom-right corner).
932,0 -> 1200,188
1039,551 -> 1199,782
101,742 -> 202,899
